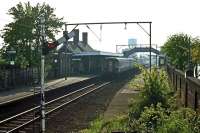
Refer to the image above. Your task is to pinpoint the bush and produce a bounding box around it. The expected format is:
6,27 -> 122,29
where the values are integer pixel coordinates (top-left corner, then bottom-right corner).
129,103 -> 167,132
157,108 -> 197,133
81,116 -> 128,133
141,68 -> 170,106
128,72 -> 144,91
129,104 -> 200,133
157,115 -> 191,133
176,108 -> 200,133
83,67 -> 200,133
81,117 -> 104,133
129,68 -> 171,122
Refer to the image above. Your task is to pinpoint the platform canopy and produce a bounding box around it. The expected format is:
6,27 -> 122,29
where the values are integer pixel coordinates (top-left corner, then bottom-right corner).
73,51 -> 123,57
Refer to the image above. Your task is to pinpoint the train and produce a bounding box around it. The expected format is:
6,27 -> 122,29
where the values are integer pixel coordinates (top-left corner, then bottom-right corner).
71,53 -> 136,75
104,57 -> 135,73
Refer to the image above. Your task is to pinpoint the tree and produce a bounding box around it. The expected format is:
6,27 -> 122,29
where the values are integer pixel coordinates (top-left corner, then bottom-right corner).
191,37 -> 200,77
191,37 -> 200,64
1,2 -> 64,68
161,33 -> 191,70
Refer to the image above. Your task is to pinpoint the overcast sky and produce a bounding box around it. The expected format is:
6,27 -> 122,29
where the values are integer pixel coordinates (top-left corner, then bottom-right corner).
1,0 -> 200,52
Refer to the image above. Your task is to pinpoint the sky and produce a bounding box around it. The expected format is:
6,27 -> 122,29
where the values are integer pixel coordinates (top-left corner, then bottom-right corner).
1,0 -> 200,52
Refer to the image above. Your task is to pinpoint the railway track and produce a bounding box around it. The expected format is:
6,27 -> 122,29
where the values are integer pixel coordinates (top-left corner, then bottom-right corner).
0,81 -> 111,133
0,76 -> 99,121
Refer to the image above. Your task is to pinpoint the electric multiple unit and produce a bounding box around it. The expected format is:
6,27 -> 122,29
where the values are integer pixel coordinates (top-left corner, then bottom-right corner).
105,57 -> 134,73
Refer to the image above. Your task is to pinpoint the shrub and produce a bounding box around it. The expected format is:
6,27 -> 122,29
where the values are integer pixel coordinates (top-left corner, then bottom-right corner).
176,108 -> 200,133
81,117 -> 104,133
138,103 -> 166,132
157,108 -> 195,133
129,68 -> 171,123
81,116 -> 128,133
83,67 -> 200,133
128,72 -> 144,91
157,116 -> 191,133
129,103 -> 167,132
129,104 -> 200,133
141,68 -> 170,106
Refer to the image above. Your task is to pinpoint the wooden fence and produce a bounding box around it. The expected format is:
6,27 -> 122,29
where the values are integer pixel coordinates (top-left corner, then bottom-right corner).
166,65 -> 200,111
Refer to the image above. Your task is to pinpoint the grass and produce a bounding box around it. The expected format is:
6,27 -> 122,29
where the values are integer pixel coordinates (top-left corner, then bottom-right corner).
81,115 -> 128,133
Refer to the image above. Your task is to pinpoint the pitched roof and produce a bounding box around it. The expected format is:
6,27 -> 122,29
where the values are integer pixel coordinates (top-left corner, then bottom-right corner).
57,41 -> 95,53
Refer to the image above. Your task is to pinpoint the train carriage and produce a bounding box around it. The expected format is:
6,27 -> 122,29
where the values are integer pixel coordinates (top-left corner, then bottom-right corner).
105,57 -> 134,73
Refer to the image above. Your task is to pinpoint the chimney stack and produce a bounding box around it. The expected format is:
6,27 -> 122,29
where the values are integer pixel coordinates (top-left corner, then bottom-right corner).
82,32 -> 88,45
73,29 -> 79,45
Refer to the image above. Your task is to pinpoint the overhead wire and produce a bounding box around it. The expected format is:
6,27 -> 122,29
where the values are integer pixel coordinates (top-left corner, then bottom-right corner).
86,25 -> 101,42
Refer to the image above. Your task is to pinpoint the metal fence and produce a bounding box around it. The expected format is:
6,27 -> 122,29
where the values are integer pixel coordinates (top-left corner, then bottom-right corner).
166,65 -> 200,111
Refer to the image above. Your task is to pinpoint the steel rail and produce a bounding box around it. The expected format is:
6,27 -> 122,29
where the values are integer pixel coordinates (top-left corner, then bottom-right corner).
46,84 -> 95,105
0,106 -> 39,125
0,81 -> 111,133
0,84 -> 95,126
46,81 -> 111,115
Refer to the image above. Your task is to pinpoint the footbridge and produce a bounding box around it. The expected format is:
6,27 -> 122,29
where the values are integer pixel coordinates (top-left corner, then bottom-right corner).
123,47 -> 160,57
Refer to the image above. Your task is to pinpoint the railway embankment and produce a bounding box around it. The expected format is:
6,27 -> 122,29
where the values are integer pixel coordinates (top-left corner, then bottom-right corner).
83,68 -> 200,133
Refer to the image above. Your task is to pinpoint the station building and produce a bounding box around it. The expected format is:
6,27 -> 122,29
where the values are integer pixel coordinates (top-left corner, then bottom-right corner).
73,51 -> 122,74
58,29 -> 122,75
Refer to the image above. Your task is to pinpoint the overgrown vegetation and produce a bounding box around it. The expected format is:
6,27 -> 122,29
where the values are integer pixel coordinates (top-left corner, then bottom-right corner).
82,68 -> 200,133
81,116 -> 129,133
161,33 -> 200,71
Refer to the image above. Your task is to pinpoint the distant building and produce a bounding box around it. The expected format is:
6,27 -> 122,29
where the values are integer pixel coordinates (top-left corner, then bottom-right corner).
128,38 -> 137,48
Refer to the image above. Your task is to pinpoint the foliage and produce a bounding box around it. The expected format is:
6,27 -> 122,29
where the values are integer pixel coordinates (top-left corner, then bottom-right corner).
127,69 -> 200,133
83,68 -> 200,133
191,37 -> 200,64
81,116 -> 128,133
127,67 -> 200,133
129,103 -> 200,133
81,117 -> 104,133
161,33 -> 191,70
0,55 -> 6,64
157,108 -> 198,133
158,116 -> 190,133
129,68 -> 170,122
166,92 -> 179,111
138,104 -> 166,132
1,2 -> 64,68
129,103 -> 166,133
128,72 -> 143,91
141,68 -> 170,106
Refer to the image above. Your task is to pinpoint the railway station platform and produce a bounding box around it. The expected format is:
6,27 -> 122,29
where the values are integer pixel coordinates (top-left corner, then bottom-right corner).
103,80 -> 141,120
0,75 -> 96,105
